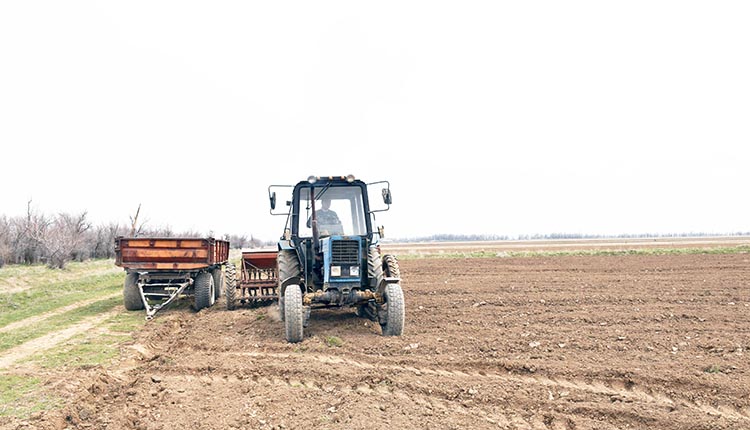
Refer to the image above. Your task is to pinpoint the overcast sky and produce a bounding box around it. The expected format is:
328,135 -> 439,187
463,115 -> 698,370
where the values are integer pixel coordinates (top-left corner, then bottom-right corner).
1,1 -> 748,241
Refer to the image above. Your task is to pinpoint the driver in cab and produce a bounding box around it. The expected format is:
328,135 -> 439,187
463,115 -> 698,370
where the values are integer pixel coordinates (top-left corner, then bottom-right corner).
308,197 -> 343,235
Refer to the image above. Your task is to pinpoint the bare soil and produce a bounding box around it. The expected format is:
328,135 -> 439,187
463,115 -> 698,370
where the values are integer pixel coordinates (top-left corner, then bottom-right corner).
13,253 -> 750,430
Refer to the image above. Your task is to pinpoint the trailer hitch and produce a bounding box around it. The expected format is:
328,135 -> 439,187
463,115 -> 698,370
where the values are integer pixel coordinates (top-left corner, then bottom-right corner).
138,279 -> 193,320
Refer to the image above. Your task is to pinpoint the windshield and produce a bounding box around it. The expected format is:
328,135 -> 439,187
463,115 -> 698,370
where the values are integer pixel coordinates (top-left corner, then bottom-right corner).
298,186 -> 367,237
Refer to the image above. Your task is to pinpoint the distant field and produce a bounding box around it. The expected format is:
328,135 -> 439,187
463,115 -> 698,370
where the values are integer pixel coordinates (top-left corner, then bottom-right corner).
383,236 -> 750,257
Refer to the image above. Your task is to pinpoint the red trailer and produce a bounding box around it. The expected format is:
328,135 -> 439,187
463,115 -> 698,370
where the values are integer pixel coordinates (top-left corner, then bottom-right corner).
115,237 -> 235,319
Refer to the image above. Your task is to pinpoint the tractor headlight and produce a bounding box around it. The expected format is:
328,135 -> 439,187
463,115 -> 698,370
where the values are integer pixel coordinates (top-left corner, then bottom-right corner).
349,265 -> 360,277
346,174 -> 355,183
307,175 -> 317,184
331,265 -> 341,277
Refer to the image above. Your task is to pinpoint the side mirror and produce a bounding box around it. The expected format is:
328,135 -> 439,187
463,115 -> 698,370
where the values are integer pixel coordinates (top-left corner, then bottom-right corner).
382,188 -> 392,205
270,192 -> 277,210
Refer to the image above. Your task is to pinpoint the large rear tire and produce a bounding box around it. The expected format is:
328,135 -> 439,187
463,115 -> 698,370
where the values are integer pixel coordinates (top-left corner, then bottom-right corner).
381,283 -> 405,336
284,286 -> 304,343
225,263 -> 237,310
382,254 -> 401,278
277,250 -> 301,322
358,246 -> 384,320
368,247 -> 384,286
194,272 -> 215,310
123,272 -> 144,311
212,268 -> 224,300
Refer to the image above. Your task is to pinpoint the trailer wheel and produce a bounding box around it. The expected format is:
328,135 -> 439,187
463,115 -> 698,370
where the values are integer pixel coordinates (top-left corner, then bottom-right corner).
123,272 -> 144,311
225,263 -> 237,310
194,272 -> 215,310
284,286 -> 304,343
380,283 -> 405,336
212,268 -> 224,300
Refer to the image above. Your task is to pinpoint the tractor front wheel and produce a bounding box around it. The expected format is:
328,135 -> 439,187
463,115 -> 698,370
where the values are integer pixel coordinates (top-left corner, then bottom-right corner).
284,286 -> 304,343
277,250 -> 301,321
380,283 -> 405,336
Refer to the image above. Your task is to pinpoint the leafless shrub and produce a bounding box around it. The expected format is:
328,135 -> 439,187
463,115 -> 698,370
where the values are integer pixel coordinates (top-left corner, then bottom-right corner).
14,201 -> 50,265
0,215 -> 10,268
42,212 -> 91,269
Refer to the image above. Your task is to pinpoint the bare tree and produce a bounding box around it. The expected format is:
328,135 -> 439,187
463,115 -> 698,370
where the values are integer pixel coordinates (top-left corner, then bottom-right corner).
0,215 -> 10,267
129,204 -> 146,237
42,212 -> 91,269
19,201 -> 50,264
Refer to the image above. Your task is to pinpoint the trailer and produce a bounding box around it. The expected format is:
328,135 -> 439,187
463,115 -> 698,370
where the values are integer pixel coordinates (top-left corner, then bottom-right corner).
114,237 -> 235,319
225,249 -> 278,310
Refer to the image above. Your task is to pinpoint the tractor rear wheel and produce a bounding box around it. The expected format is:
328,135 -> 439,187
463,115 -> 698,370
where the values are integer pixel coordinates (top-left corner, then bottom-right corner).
212,268 -> 224,300
383,254 -> 401,278
194,272 -> 215,310
380,283 -> 405,336
368,246 -> 384,285
225,263 -> 237,310
358,246 -> 384,319
284,286 -> 304,343
123,272 -> 144,311
277,250 -> 301,321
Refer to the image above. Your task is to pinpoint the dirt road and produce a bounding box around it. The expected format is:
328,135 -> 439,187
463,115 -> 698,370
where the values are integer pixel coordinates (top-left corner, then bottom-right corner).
18,253 -> 750,430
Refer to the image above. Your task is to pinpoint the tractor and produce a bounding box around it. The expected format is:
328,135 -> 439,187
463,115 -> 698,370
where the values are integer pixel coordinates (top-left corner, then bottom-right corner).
268,175 -> 404,343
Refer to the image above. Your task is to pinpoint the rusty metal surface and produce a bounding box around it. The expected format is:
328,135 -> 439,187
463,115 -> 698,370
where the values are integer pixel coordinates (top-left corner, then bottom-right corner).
237,250 -> 279,301
115,237 -> 230,270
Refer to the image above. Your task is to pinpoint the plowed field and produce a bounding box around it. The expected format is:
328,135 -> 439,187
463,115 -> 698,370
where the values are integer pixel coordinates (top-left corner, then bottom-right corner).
13,253 -> 750,430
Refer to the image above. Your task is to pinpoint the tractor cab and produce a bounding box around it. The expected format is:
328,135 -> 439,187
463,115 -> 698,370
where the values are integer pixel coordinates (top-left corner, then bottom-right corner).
270,175 -> 390,291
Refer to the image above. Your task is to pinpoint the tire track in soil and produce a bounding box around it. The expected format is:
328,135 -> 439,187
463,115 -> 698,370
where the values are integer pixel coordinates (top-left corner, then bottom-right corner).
149,371 -> 589,430
0,309 -> 120,369
0,292 -> 121,334
229,351 -> 750,423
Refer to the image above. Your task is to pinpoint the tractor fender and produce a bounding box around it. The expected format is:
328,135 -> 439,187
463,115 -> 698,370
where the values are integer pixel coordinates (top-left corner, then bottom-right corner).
280,276 -> 304,296
376,276 -> 400,295
277,240 -> 295,251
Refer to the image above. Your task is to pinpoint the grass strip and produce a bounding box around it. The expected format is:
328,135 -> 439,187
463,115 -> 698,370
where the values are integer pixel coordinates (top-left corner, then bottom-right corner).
0,259 -> 117,289
0,295 -> 121,353
0,271 -> 123,328
24,309 -> 146,369
396,245 -> 750,260
0,374 -> 57,417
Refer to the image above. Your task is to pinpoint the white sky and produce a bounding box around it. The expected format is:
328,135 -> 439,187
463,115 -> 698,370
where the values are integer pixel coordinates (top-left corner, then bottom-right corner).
1,1 -> 748,241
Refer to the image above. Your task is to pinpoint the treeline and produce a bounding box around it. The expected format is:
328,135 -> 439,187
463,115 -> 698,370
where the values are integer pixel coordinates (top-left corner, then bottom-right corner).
397,231 -> 750,242
0,206 -> 270,269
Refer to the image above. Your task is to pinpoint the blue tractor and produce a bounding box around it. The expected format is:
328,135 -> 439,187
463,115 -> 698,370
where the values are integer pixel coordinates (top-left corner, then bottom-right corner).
268,175 -> 404,343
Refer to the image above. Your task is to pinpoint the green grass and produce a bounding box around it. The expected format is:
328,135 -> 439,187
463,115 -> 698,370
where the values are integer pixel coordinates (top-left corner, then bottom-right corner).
0,296 -> 121,352
26,333 -> 130,369
104,309 -> 147,333
0,261 -> 123,328
24,303 -> 147,369
324,336 -> 343,348
395,245 -> 750,260
704,365 -> 725,374
0,374 -> 57,417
